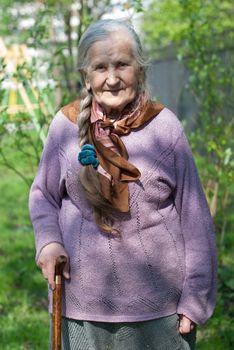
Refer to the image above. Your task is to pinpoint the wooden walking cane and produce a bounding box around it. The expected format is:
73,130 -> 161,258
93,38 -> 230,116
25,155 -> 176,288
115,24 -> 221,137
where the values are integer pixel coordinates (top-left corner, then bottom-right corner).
52,255 -> 67,350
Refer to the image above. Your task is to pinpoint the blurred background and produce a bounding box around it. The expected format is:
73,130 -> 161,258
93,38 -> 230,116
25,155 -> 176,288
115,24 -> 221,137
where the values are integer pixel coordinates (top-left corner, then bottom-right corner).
0,0 -> 233,349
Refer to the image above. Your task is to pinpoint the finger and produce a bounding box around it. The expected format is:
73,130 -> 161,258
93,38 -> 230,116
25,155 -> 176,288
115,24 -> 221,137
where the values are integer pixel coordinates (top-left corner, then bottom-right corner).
47,271 -> 56,290
37,259 -> 43,269
41,268 -> 55,290
179,316 -> 192,334
45,261 -> 56,289
41,266 -> 48,280
63,258 -> 70,280
41,267 -> 54,287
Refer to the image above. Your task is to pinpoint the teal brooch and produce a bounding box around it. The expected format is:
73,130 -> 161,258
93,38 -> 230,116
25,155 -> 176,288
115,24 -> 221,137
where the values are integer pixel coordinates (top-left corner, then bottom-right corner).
78,144 -> 99,169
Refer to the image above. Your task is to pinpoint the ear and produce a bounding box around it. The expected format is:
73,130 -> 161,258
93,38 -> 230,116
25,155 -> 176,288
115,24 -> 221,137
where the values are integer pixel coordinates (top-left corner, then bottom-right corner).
84,75 -> 91,91
80,70 -> 91,91
138,67 -> 144,84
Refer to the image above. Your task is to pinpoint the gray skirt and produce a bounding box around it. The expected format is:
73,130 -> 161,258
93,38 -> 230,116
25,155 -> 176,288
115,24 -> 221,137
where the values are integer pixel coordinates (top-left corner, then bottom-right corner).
58,314 -> 196,350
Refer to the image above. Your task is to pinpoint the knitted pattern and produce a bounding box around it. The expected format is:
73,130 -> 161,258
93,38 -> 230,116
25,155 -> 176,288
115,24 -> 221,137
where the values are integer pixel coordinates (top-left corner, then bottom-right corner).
29,106 -> 217,325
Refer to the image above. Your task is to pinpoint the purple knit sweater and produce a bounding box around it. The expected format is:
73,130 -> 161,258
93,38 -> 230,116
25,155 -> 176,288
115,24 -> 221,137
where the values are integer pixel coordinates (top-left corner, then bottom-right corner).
29,106 -> 217,325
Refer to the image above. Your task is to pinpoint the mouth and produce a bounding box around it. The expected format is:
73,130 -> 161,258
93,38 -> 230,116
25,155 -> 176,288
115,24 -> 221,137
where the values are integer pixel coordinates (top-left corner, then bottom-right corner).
104,89 -> 122,95
105,89 -> 121,92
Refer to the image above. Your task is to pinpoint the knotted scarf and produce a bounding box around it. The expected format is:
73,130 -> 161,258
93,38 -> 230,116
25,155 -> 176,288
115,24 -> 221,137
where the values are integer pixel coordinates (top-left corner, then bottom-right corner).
88,96 -> 164,212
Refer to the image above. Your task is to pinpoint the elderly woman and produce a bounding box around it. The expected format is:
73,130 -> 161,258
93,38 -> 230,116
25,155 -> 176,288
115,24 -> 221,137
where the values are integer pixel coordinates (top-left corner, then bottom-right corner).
29,19 -> 217,350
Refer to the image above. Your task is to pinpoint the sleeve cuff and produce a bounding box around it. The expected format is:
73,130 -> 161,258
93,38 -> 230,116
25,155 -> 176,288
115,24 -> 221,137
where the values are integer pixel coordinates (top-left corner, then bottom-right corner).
177,290 -> 216,325
35,229 -> 63,261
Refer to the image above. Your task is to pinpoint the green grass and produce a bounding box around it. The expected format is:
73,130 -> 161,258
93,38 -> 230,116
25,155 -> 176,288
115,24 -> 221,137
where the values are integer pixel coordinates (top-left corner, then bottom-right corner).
0,140 -> 233,349
0,163 -> 49,349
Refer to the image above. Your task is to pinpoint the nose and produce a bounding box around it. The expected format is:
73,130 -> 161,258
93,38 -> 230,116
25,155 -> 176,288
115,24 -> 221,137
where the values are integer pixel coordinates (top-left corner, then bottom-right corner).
106,68 -> 119,86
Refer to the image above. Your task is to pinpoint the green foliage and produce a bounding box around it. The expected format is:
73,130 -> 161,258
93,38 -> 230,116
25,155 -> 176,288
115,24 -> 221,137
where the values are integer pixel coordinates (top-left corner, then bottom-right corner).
0,9 -> 56,185
142,0 -> 187,57
142,4 -> 234,347
0,1 -> 113,102
126,0 -> 144,13
142,0 -> 234,57
143,0 -> 234,233
0,155 -> 49,349
176,1 -> 234,234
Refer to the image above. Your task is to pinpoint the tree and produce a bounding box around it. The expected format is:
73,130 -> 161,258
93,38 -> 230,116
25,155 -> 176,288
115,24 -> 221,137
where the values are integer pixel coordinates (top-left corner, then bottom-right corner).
0,1 -> 114,184
0,0 -> 143,184
142,0 -> 234,241
0,1 -> 114,102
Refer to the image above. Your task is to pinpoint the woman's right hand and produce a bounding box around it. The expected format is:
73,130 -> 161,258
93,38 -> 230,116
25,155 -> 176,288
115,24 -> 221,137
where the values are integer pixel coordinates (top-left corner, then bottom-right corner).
37,242 -> 70,290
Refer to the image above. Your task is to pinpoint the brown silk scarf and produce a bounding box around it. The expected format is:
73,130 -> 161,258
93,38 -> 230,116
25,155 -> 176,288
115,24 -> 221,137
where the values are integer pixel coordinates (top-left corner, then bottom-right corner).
88,97 -> 164,212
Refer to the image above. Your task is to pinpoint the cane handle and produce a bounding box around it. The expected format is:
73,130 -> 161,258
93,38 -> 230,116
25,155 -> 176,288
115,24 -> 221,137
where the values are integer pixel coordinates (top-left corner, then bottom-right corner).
55,255 -> 67,279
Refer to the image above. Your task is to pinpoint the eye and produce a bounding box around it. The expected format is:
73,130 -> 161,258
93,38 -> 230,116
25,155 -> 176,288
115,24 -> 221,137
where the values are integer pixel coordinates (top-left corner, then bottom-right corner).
117,61 -> 128,68
94,64 -> 106,71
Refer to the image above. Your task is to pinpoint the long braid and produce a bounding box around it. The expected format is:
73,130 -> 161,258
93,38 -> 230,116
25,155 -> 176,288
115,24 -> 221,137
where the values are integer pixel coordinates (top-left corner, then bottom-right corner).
78,88 -> 116,234
77,88 -> 92,147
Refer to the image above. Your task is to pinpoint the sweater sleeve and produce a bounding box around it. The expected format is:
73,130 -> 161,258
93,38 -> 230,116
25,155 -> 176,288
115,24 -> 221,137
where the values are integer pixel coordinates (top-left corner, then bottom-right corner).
28,115 -> 65,260
174,131 -> 217,325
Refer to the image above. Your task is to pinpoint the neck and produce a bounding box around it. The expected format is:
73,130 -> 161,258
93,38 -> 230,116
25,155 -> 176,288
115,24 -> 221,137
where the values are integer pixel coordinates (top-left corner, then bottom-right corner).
106,108 -> 122,119
93,93 -> 144,121
103,99 -> 138,119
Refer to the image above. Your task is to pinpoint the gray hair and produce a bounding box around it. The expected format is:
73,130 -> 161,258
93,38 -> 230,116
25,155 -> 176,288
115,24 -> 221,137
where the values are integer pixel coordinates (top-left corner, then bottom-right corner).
78,19 -> 148,89
77,20 -> 150,234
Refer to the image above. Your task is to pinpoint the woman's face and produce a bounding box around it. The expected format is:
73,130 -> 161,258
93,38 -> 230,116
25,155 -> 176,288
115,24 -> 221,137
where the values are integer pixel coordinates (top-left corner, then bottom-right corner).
84,31 -> 141,114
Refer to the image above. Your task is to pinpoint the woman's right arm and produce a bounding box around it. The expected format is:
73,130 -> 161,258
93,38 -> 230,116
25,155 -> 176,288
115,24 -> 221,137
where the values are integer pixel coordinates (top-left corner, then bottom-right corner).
28,115 -> 70,288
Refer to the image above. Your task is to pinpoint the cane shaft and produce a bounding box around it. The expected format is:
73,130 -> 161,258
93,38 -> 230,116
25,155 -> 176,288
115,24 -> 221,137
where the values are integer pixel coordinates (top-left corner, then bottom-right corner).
52,256 -> 67,350
52,283 -> 62,350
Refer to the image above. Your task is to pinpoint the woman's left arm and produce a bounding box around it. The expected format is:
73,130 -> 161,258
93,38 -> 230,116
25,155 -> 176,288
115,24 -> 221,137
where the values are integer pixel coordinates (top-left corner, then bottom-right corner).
174,130 -> 217,326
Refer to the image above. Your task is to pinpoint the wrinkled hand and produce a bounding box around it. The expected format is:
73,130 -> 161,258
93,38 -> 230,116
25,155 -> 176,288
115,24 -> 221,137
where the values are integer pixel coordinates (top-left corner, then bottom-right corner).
37,242 -> 70,290
178,314 -> 195,334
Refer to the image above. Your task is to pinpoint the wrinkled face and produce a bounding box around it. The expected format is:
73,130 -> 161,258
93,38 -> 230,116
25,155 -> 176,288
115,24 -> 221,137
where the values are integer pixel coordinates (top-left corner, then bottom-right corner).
84,31 -> 141,115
